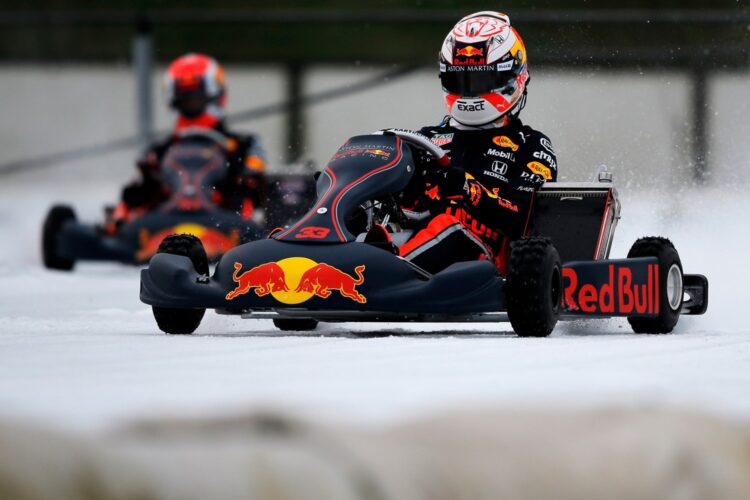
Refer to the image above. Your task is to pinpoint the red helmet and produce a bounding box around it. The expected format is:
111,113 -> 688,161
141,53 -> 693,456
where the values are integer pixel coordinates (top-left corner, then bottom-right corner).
165,54 -> 226,124
439,12 -> 529,127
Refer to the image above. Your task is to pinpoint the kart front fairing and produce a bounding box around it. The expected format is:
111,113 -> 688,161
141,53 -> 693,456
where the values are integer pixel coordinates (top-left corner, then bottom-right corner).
58,209 -> 261,264
53,133 -> 266,264
141,133 -> 509,316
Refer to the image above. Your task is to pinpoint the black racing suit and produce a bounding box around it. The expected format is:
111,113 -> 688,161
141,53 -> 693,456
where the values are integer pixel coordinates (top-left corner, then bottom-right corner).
399,117 -> 558,274
119,122 -> 267,221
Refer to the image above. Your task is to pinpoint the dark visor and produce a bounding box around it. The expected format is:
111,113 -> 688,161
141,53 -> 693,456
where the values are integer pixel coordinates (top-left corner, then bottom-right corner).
440,64 -> 518,96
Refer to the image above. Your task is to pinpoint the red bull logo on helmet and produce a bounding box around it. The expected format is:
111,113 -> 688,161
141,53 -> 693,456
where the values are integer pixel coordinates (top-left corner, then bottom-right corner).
456,45 -> 484,57
226,257 -> 366,304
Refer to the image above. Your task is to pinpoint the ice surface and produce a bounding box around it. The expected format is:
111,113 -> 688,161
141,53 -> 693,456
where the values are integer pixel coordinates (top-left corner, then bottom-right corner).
0,166 -> 747,432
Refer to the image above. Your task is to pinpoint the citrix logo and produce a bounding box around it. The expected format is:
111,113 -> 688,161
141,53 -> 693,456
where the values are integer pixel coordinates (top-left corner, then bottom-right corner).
533,150 -> 557,168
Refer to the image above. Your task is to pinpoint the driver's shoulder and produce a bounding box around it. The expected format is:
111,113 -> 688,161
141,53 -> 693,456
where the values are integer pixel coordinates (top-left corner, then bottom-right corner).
514,122 -> 555,154
222,129 -> 263,154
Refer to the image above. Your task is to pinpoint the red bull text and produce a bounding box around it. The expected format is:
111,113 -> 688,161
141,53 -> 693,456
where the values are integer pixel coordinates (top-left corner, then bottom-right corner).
563,261 -> 660,316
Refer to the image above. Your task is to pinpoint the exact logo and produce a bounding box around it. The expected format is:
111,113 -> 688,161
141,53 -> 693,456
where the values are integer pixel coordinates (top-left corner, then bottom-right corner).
526,161 -> 553,180
226,258 -> 366,304
457,100 -> 485,112
492,135 -> 519,151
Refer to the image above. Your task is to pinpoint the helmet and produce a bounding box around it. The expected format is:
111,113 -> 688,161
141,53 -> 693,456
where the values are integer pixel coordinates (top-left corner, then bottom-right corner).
439,12 -> 529,127
165,53 -> 226,124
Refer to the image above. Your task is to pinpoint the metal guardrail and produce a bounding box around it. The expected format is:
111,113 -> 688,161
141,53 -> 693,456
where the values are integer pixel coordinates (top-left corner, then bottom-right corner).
0,64 -> 423,176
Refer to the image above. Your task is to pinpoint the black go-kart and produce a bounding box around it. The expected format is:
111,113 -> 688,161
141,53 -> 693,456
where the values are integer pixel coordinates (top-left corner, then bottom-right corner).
140,129 -> 708,337
42,129 -> 315,271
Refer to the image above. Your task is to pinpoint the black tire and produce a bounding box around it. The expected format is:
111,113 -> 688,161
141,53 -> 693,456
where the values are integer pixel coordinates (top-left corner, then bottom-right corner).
626,237 -> 683,334
273,318 -> 319,332
42,205 -> 76,271
152,234 -> 209,335
505,237 -> 562,338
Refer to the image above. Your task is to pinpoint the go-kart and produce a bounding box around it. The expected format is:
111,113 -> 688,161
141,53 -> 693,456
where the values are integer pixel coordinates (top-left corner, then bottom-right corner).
42,129 -> 315,271
140,129 -> 708,337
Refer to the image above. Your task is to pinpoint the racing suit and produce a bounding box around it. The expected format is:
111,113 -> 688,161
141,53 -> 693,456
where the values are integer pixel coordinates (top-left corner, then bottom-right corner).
110,122 -> 267,231
399,117 -> 558,275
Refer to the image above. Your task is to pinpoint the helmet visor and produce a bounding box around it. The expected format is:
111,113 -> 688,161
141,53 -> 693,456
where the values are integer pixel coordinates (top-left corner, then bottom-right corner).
440,62 -> 520,97
171,84 -> 210,117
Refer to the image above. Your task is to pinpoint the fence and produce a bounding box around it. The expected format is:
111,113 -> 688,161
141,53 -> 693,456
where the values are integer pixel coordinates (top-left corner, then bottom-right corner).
0,8 -> 748,182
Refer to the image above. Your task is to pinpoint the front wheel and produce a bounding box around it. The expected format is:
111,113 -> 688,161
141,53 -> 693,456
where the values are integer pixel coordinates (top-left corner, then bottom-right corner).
152,234 -> 209,335
627,237 -> 683,334
505,237 -> 562,338
42,205 -> 76,271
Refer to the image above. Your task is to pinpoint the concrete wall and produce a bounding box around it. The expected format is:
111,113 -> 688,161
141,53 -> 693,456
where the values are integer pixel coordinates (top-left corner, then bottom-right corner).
0,64 -> 747,191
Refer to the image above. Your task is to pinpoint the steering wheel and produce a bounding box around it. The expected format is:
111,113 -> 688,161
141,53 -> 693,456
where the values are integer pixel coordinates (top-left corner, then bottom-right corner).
367,129 -> 452,224
374,128 -> 451,167
174,126 -> 231,150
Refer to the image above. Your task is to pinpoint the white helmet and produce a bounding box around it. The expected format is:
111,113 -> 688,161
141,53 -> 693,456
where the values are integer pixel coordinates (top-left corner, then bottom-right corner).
439,11 -> 529,127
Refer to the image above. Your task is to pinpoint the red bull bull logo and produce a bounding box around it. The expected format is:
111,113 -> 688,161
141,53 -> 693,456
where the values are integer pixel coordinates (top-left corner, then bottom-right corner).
456,45 -> 484,57
225,262 -> 290,300
136,223 -> 240,262
333,148 -> 392,160
225,257 -> 367,304
364,149 -> 391,158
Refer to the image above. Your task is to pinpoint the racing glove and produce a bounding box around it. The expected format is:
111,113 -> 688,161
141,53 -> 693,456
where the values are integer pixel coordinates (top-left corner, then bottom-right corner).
431,167 -> 482,207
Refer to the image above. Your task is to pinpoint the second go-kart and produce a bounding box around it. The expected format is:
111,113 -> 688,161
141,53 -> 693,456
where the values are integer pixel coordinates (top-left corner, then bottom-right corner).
42,129 -> 315,271
140,130 -> 708,337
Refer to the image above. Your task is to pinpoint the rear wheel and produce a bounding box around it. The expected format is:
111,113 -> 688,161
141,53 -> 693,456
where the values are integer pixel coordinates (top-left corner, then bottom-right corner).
152,234 -> 208,335
42,205 -> 76,271
505,237 -> 562,338
627,237 -> 682,334
273,318 -> 319,332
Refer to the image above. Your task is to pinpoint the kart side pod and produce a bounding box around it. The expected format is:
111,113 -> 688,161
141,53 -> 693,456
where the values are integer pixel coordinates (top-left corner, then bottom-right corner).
562,258 -> 707,318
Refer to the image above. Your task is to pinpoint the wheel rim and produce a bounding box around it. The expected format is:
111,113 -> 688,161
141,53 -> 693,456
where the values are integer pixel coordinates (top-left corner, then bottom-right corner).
550,265 -> 562,312
666,263 -> 683,311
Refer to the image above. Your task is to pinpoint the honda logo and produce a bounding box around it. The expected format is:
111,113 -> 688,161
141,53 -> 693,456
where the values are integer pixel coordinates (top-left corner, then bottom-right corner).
492,161 -> 508,175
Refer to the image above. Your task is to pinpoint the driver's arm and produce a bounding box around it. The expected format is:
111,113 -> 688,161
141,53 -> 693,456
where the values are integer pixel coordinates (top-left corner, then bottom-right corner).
121,142 -> 171,209
221,136 -> 268,218
437,133 -> 558,239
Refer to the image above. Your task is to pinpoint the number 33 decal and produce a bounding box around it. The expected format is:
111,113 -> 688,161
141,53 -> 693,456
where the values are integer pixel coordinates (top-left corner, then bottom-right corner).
295,226 -> 330,239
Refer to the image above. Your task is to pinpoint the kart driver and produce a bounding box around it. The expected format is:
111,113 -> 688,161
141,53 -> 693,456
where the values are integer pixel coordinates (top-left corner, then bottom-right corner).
397,11 -> 557,275
106,53 -> 267,232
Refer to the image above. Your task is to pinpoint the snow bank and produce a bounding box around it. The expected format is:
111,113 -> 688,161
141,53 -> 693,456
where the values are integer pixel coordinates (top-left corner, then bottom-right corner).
1,408 -> 749,500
